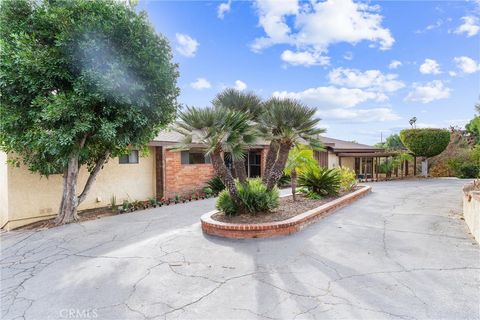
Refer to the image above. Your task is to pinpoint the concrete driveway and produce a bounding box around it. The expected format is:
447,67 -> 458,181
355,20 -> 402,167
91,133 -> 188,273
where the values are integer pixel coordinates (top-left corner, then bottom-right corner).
1,179 -> 479,320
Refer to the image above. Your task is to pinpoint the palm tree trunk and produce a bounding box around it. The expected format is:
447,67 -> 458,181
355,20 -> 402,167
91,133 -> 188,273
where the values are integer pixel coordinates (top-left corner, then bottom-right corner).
211,151 -> 245,212
234,159 -> 247,184
291,168 -> 297,201
262,140 -> 279,184
266,143 -> 291,191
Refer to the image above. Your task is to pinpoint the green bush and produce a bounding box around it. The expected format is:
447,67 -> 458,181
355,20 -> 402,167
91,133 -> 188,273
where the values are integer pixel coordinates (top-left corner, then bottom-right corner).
216,178 -> 279,216
202,187 -> 213,196
399,129 -> 450,158
457,163 -> 480,178
338,167 -> 357,192
277,173 -> 291,187
206,176 -> 225,194
298,166 -> 341,196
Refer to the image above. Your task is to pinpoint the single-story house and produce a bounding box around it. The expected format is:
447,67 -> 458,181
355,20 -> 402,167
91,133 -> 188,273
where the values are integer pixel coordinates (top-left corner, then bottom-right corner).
0,132 -> 417,230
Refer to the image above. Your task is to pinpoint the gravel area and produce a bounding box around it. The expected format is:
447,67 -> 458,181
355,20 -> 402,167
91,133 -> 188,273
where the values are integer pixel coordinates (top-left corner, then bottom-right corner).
212,189 -> 358,224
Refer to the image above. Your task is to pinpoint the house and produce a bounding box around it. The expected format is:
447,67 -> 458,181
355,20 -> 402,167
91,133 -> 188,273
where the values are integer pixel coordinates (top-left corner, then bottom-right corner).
0,133 -> 416,230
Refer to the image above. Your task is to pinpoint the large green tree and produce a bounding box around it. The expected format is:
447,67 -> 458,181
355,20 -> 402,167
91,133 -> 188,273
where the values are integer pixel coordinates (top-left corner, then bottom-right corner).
466,101 -> 480,145
400,128 -> 450,177
0,0 -> 179,224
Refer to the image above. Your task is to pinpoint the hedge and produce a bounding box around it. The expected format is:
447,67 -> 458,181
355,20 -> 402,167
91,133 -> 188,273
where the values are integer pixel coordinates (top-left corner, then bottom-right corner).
399,129 -> 450,158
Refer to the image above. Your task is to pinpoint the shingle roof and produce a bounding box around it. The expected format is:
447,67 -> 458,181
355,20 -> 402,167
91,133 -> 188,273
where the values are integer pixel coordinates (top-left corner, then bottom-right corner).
151,129 -> 380,152
319,136 -> 381,151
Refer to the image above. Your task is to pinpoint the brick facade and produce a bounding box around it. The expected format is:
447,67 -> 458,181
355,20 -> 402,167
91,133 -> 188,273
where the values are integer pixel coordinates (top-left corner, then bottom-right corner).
163,149 -> 215,198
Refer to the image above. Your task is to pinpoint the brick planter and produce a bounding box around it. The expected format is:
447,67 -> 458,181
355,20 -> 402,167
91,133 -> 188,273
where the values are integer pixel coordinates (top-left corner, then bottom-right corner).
201,185 -> 372,239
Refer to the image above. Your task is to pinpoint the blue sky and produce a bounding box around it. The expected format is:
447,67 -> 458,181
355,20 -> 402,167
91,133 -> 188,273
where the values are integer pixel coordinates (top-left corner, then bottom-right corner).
137,0 -> 480,144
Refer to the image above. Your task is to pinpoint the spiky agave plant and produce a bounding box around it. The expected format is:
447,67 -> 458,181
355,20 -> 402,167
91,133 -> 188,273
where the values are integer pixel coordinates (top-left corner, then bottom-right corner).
258,98 -> 325,191
298,166 -> 341,197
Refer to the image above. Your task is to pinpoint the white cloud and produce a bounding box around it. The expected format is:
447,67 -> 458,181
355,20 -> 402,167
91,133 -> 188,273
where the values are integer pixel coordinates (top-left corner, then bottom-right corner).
419,58 -> 441,74
190,78 -> 211,90
273,86 -> 386,109
388,60 -> 402,69
217,0 -> 232,19
316,107 -> 401,122
405,80 -> 451,103
454,16 -> 480,37
233,80 -> 247,91
415,19 -> 446,34
453,56 -> 480,74
328,68 -> 405,92
175,33 -> 199,57
252,0 -> 394,65
280,50 -> 330,66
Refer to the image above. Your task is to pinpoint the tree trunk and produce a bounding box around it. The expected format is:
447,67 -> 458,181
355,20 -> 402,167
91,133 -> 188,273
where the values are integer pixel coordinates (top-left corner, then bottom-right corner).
291,168 -> 297,201
262,141 -> 279,184
234,159 -> 248,184
55,155 -> 80,225
211,151 -> 246,213
266,143 -> 291,191
55,153 -> 109,226
421,158 -> 428,177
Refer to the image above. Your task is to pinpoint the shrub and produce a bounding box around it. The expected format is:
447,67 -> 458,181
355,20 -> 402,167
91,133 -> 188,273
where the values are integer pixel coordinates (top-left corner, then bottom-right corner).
298,166 -> 341,196
399,129 -> 450,158
457,163 -> 480,178
110,195 -> 118,212
202,187 -> 214,196
122,200 -> 131,212
338,167 -> 357,192
299,188 -> 322,200
216,178 -> 279,216
277,173 -> 291,187
206,176 -> 225,194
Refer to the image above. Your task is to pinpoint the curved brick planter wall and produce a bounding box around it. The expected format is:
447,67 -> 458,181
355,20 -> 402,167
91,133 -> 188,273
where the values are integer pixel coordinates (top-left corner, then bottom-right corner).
463,182 -> 480,243
201,186 -> 372,239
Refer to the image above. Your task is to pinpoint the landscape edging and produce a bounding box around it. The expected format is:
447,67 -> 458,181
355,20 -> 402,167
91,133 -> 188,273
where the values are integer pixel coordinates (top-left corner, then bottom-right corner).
201,185 -> 372,238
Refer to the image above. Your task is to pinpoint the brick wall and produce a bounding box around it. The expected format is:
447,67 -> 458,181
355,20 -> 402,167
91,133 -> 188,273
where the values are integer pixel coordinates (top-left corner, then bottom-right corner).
162,147 -> 270,199
163,149 -> 215,198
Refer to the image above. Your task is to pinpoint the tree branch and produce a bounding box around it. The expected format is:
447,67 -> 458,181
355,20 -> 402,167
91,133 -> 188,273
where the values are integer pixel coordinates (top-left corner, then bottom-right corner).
77,152 -> 110,204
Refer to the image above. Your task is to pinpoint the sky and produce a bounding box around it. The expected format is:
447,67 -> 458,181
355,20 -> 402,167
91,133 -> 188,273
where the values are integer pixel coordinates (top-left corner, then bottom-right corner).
136,0 -> 480,145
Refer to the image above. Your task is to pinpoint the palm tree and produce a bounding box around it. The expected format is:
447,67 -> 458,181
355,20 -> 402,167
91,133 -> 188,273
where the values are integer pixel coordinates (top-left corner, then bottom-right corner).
258,98 -> 325,191
396,152 -> 413,178
212,89 -> 263,183
284,146 -> 318,201
175,106 -> 255,211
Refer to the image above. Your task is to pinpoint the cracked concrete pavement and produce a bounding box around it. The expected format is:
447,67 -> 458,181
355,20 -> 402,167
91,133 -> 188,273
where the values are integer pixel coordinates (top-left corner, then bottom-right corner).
1,179 -> 479,320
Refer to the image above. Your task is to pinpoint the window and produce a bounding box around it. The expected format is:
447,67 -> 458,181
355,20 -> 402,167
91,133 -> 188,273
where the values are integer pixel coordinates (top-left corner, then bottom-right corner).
181,151 -> 211,165
119,150 -> 139,164
248,152 -> 261,177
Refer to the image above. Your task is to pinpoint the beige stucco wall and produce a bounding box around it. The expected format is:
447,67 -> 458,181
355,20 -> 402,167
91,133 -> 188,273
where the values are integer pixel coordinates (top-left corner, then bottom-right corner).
0,152 -> 9,229
328,152 -> 339,168
2,147 -> 156,230
463,187 -> 480,243
340,157 -> 355,170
